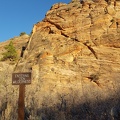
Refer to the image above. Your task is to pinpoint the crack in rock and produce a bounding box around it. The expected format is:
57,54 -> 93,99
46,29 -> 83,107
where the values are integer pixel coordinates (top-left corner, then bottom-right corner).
83,42 -> 98,59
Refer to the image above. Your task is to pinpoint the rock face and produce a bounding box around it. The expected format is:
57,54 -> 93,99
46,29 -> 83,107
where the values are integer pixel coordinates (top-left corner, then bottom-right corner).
0,34 -> 29,60
0,0 -> 120,119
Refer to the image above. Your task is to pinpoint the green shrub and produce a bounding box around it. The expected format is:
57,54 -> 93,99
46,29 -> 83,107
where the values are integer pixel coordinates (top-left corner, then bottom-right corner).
1,41 -> 18,61
19,32 -> 26,36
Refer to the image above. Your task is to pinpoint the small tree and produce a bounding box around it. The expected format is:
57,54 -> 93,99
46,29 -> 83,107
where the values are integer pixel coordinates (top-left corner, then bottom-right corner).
1,41 -> 18,61
19,32 -> 26,36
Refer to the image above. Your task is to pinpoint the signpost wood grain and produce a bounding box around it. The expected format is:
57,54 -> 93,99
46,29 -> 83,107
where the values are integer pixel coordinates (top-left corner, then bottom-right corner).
12,72 -> 31,120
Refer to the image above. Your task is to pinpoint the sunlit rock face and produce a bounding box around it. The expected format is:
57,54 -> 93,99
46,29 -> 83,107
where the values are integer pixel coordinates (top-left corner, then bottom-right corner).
0,0 -> 120,119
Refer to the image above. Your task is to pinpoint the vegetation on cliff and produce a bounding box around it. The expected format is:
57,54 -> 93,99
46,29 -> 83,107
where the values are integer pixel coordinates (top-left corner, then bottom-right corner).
1,41 -> 18,61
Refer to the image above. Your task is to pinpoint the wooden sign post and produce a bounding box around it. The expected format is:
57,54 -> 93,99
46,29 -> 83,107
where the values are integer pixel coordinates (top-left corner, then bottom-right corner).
12,72 -> 31,120
18,84 -> 25,120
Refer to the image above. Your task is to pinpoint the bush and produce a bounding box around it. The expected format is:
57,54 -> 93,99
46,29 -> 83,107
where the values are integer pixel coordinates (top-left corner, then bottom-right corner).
89,73 -> 99,82
19,32 -> 26,36
1,41 -> 18,61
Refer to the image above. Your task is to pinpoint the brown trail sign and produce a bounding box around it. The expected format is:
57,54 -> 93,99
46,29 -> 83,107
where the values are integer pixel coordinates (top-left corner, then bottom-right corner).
12,72 -> 31,120
12,72 -> 31,85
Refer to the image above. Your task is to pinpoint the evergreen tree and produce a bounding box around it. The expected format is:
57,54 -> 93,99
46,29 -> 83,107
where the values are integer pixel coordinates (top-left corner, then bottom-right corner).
19,32 -> 26,36
1,41 -> 18,61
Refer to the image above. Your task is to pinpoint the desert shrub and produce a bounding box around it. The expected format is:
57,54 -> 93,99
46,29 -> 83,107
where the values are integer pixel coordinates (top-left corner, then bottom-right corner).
1,41 -> 18,61
19,32 -> 26,36
89,73 -> 99,82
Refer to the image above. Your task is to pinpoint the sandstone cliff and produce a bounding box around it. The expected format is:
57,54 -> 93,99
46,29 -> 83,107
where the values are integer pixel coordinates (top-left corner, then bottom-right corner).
0,0 -> 120,119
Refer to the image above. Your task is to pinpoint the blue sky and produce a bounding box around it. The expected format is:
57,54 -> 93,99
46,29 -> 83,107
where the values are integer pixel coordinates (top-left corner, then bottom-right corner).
0,0 -> 71,42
